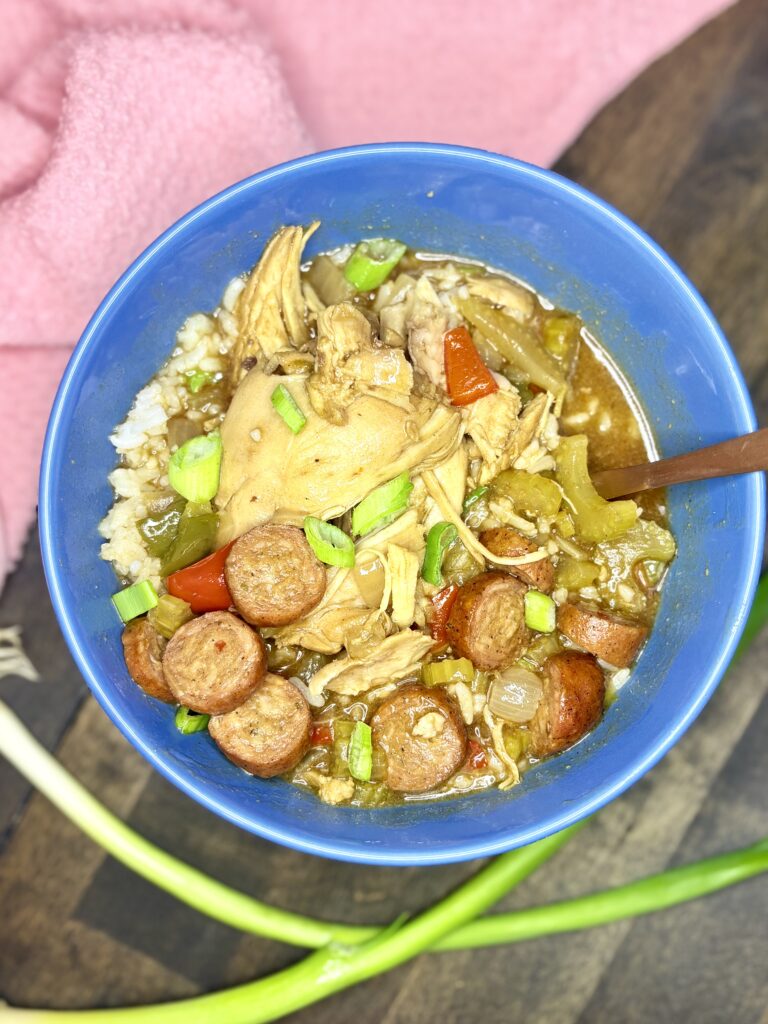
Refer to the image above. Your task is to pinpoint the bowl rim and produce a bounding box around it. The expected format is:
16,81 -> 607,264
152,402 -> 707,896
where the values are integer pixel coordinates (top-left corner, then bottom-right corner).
39,142 -> 764,865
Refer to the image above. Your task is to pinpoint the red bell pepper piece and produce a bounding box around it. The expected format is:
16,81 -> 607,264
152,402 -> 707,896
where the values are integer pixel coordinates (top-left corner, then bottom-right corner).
166,541 -> 234,614
465,739 -> 488,771
310,723 -> 333,747
444,325 -> 499,406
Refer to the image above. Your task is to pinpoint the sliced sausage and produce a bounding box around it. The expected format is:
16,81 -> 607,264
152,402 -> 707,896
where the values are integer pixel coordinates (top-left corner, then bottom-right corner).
371,683 -> 467,793
557,602 -> 648,668
446,571 -> 531,671
530,651 -> 605,757
480,528 -> 555,593
225,524 -> 326,627
209,672 -> 312,777
122,618 -> 174,703
162,610 -> 266,714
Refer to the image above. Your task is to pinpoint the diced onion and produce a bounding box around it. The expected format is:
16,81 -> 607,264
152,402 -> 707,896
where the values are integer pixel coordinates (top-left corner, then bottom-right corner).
287,675 -> 326,708
488,667 -> 544,723
353,552 -> 386,608
303,517 -> 355,568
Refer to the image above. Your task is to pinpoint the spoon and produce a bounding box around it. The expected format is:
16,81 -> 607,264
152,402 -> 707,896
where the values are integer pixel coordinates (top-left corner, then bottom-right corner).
591,427 -> 768,500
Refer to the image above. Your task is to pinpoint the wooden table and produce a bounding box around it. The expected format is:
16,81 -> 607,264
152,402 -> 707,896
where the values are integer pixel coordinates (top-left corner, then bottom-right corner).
2,1 -> 767,1019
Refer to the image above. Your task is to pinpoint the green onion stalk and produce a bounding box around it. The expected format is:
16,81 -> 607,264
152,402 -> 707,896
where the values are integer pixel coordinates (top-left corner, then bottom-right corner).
0,573 -> 766,1021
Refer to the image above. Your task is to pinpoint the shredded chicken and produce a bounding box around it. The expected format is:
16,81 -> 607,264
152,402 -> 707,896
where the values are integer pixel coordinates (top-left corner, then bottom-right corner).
215,371 -> 462,544
406,277 -> 449,389
305,772 -> 356,805
231,222 -> 319,382
307,303 -> 413,424
463,388 -> 523,484
423,445 -> 468,531
413,712 -> 445,739
449,681 -> 475,725
483,706 -> 520,790
468,276 -> 534,322
388,543 -> 420,628
308,630 -> 434,697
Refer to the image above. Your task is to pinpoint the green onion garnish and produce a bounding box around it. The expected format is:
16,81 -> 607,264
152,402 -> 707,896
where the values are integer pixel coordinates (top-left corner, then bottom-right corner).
111,580 -> 158,623
524,590 -> 557,633
187,370 -> 213,394
347,721 -> 373,782
462,485 -> 489,516
344,238 -> 407,292
304,517 -> 355,568
174,706 -> 210,735
168,431 -> 222,503
351,472 -> 413,537
271,384 -> 307,434
422,522 -> 458,587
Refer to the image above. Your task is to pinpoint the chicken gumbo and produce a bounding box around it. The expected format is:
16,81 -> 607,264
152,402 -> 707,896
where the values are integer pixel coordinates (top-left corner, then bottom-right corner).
102,225 -> 675,806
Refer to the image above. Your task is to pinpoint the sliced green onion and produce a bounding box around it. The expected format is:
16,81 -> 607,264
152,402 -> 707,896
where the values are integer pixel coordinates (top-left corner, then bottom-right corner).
271,383 -> 307,434
168,431 -> 222,503
348,721 -> 373,782
304,516 -> 355,568
187,370 -> 214,394
422,657 -> 475,687
111,580 -> 158,623
344,238 -> 407,292
462,486 -> 489,516
422,522 -> 458,586
175,706 -> 210,735
351,472 -> 413,537
148,594 -> 194,639
524,590 -> 557,633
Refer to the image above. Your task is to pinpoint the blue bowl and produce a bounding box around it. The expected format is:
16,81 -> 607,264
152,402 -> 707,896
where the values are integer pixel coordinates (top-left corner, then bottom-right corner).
39,144 -> 763,865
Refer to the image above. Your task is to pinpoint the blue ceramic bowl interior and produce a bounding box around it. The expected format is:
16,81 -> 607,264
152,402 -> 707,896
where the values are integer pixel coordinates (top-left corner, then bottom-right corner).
39,144 -> 763,865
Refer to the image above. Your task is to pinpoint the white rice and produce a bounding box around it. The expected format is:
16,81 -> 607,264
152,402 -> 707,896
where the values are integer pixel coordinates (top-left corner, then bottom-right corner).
98,290 -> 241,588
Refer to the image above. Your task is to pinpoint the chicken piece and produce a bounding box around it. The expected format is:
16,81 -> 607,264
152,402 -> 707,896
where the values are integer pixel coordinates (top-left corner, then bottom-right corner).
307,303 -> 413,424
216,370 -> 462,544
388,543 -> 420,628
406,276 -> 449,390
464,388 -> 523,484
272,510 -> 426,654
423,445 -> 468,531
305,772 -> 356,805
468,276 -> 534,322
307,630 -> 434,697
231,223 -> 319,383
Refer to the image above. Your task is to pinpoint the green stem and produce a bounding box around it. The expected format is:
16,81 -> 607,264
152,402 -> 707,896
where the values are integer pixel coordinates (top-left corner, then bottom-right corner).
0,700 -> 372,950
437,836 -> 768,949
2,826 -> 578,1023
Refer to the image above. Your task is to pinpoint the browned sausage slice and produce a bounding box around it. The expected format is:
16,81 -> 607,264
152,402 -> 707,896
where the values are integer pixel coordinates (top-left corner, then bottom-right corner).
371,683 -> 467,793
529,651 -> 605,757
162,610 -> 266,714
209,672 -> 312,778
122,618 -> 174,703
480,528 -> 555,593
225,524 -> 327,627
446,571 -> 531,671
557,602 -> 648,668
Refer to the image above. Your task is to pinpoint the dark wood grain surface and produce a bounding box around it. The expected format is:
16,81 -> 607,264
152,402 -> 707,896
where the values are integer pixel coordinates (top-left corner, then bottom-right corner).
2,1 -> 767,1019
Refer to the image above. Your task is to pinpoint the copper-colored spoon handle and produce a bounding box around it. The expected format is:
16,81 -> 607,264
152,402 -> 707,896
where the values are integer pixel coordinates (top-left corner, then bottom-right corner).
592,427 -> 768,500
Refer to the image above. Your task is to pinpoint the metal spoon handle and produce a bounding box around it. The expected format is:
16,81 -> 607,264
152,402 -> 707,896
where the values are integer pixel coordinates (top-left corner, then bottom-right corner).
591,427 -> 768,500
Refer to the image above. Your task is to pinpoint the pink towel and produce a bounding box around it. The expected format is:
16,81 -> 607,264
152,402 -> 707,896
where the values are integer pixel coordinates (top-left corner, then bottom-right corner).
0,0 -> 729,591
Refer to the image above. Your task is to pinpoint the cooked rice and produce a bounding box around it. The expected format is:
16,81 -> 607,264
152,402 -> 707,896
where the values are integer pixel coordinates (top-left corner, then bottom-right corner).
98,290 -> 241,589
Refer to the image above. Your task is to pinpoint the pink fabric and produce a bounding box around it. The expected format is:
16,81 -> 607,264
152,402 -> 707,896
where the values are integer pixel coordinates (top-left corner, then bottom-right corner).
0,0 -> 729,589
